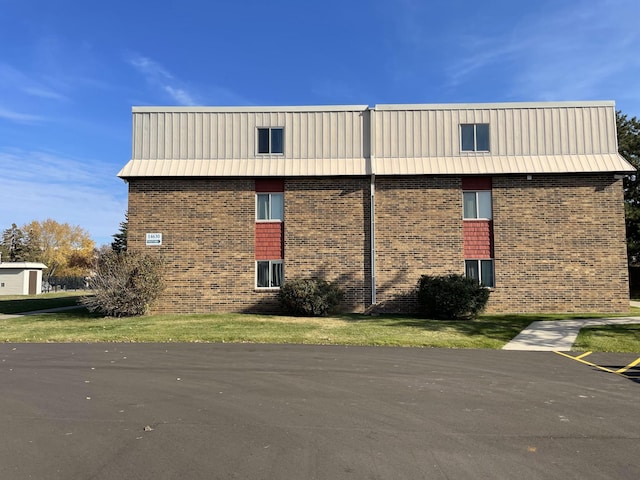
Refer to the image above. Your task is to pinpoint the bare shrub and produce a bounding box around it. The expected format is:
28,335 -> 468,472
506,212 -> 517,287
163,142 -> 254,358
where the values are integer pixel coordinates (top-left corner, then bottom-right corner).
81,251 -> 164,317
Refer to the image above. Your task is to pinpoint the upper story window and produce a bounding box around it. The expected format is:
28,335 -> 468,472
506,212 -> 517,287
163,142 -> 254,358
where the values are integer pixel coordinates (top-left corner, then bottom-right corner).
256,193 -> 284,221
257,127 -> 284,154
463,191 -> 492,219
461,124 -> 490,152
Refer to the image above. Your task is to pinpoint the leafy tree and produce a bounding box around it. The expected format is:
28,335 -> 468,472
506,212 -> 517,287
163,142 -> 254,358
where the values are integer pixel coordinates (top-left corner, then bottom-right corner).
23,219 -> 95,281
618,112 -> 640,263
111,212 -> 128,253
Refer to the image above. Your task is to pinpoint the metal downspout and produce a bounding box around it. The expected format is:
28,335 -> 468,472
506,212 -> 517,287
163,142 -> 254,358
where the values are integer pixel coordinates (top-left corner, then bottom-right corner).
369,107 -> 376,306
370,173 -> 376,305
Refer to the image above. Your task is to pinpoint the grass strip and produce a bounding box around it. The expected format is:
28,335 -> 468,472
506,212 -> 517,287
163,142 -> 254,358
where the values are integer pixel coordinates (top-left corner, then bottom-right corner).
1,294 -> 639,350
574,324 -> 640,353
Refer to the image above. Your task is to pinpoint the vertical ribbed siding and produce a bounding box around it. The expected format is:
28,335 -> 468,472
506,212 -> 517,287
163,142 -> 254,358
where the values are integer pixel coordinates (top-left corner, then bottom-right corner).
132,110 -> 365,160
373,105 -> 618,158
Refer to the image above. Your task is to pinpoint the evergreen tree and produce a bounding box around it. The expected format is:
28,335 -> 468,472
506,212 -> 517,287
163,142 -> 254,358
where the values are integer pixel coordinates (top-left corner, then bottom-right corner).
618,112 -> 640,263
111,212 -> 128,253
1,223 -> 30,262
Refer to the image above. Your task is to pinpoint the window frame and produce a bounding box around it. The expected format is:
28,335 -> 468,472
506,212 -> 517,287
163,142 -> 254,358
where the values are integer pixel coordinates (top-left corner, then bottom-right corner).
257,127 -> 284,155
465,259 -> 495,288
460,123 -> 490,152
256,192 -> 284,222
463,190 -> 492,220
255,260 -> 284,289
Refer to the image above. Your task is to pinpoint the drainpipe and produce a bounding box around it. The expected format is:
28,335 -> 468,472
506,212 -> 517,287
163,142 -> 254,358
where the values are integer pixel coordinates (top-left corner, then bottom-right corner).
369,107 -> 376,306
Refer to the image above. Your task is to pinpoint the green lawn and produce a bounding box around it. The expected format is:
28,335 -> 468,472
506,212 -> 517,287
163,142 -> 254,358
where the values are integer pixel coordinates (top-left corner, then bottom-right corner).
1,294 -> 639,350
574,324 -> 640,353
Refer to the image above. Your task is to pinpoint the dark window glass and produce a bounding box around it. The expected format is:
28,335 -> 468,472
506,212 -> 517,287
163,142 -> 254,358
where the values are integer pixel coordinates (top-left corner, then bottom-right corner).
476,124 -> 490,151
271,128 -> 284,154
465,260 -> 479,282
461,124 -> 475,151
271,262 -> 283,287
481,260 -> 494,287
257,261 -> 269,287
258,128 -> 270,154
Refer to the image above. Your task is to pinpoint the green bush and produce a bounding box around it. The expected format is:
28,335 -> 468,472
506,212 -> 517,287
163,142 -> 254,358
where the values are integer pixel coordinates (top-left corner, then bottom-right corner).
80,251 -> 164,317
416,274 -> 489,320
278,278 -> 344,316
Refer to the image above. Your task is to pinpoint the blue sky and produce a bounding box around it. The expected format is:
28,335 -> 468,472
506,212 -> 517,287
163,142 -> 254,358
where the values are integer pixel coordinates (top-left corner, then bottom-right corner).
1,0 -> 639,246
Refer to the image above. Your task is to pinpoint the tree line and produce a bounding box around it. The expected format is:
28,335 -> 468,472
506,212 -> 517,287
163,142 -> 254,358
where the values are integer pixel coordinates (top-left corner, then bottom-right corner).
0,215 -> 128,285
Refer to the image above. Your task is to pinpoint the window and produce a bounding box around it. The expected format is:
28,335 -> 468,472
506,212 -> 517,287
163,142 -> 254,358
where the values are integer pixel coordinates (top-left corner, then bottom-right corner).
256,193 -> 284,221
257,127 -> 284,154
256,260 -> 283,288
461,124 -> 490,152
463,191 -> 492,219
465,259 -> 494,288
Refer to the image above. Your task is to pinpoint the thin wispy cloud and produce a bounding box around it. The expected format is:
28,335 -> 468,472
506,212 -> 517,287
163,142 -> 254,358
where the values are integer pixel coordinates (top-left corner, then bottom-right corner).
23,86 -> 68,101
0,149 -> 127,245
128,54 -> 198,105
0,62 -> 68,104
0,107 -> 44,124
445,0 -> 640,107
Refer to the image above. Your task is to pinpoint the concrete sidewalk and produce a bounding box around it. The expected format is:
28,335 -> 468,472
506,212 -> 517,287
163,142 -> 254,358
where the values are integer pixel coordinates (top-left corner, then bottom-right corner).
503,316 -> 640,351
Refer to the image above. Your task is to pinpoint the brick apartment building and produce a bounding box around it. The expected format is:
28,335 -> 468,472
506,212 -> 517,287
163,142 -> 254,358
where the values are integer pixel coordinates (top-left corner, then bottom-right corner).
118,101 -> 634,314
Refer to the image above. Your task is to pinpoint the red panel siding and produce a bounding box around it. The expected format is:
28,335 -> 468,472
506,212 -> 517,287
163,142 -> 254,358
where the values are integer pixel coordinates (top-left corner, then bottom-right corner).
463,220 -> 494,258
256,179 -> 284,192
255,222 -> 284,259
462,177 -> 492,191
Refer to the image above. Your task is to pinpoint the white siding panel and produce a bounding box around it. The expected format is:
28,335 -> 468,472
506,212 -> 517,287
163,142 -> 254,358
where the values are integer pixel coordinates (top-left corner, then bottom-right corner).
125,103 -> 630,178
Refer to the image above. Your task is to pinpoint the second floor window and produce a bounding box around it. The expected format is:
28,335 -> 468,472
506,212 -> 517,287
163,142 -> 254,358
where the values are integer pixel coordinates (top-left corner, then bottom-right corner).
461,124 -> 490,152
463,191 -> 492,219
257,127 -> 284,154
256,193 -> 284,221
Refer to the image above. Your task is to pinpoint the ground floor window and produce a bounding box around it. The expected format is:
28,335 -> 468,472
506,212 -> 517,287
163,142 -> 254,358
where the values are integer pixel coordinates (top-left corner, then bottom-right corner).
256,260 -> 283,288
465,259 -> 494,288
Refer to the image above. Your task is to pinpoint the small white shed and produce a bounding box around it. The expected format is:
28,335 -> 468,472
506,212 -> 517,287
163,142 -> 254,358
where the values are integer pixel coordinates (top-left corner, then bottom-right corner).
0,262 -> 48,295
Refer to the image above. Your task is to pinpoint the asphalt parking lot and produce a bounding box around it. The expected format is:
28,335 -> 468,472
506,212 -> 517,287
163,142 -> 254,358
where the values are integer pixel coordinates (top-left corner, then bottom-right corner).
1,343 -> 638,479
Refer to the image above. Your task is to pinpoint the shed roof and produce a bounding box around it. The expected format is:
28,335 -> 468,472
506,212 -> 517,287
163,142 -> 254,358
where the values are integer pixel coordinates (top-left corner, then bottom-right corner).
0,262 -> 47,270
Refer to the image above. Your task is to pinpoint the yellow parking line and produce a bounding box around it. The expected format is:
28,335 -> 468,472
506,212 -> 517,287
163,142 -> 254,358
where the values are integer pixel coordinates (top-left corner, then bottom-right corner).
615,357 -> 640,374
554,351 -> 620,375
575,351 -> 592,360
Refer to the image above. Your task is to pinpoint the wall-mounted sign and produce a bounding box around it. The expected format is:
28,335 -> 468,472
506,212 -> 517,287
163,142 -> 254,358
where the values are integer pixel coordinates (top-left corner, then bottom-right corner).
146,233 -> 162,246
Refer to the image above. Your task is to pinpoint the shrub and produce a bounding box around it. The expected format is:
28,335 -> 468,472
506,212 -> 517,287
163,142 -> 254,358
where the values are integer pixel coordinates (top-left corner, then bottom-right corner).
278,278 -> 344,316
416,274 -> 489,320
80,251 -> 164,317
